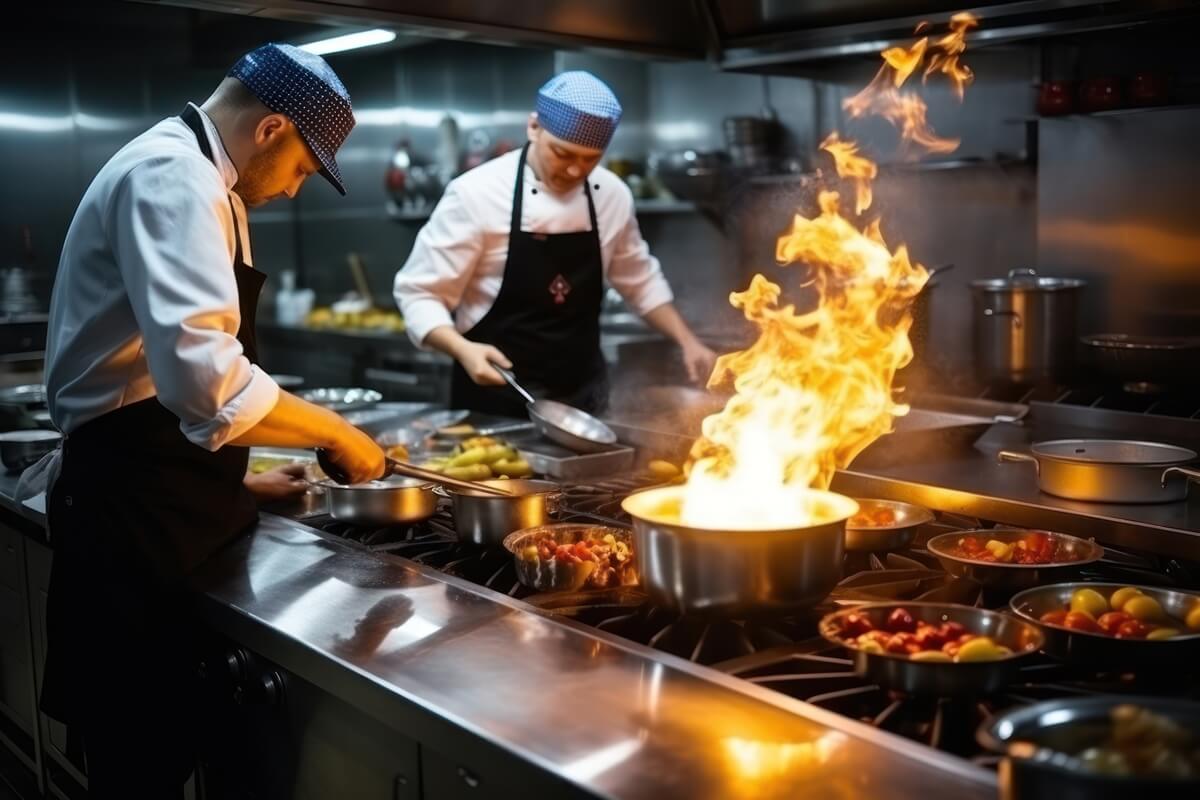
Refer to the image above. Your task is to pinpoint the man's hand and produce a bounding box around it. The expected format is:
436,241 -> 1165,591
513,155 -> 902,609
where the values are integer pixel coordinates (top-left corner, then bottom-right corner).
244,462 -> 309,503
324,420 -> 387,484
681,340 -> 718,385
455,341 -> 512,386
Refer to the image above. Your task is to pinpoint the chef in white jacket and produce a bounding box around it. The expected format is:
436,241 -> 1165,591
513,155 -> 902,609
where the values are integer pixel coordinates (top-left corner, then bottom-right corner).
394,71 -> 715,417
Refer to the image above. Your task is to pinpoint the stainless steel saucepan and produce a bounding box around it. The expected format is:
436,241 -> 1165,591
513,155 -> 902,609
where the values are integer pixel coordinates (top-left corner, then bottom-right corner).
493,364 -> 619,454
437,479 -> 562,547
621,485 -> 857,617
998,439 -> 1197,503
317,476 -> 438,525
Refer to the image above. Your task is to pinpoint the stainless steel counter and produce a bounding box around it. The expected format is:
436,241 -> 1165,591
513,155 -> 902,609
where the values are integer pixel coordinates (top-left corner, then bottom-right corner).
833,421 -> 1200,561
0,468 -> 995,798
190,514 -> 995,799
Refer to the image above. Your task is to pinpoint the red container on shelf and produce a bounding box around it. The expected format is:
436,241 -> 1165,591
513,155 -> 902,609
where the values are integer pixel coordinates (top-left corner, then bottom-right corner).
1037,80 -> 1075,116
1079,77 -> 1123,112
1129,71 -> 1170,106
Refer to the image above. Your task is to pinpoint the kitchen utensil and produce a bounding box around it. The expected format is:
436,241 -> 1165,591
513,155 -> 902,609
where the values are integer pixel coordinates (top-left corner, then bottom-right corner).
998,439 -> 1197,503
317,475 -> 438,525
410,408 -> 471,433
493,365 -> 618,454
978,696 -> 1200,800
1009,582 -> 1200,667
514,437 -> 635,481
0,384 -> 47,409
346,252 -> 374,307
437,479 -> 561,547
819,602 -> 1043,695
926,529 -> 1103,593
298,387 -> 382,413
1080,333 -> 1200,392
373,427 -> 431,458
621,485 -> 857,617
315,449 -> 512,497
971,268 -> 1085,385
0,429 -> 61,472
907,264 -> 953,369
270,374 -> 304,390
502,523 -> 636,592
844,499 -> 934,551
649,149 -> 727,203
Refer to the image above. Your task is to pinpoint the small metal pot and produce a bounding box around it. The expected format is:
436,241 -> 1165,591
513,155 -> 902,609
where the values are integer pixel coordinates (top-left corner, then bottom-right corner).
998,439 -> 1197,503
621,486 -> 856,617
971,268 -> 1085,385
844,499 -> 934,552
1009,582 -> 1200,667
317,476 -> 437,525
438,479 -> 561,547
820,602 -> 1043,695
0,429 -> 61,472
926,529 -> 1103,594
978,696 -> 1200,800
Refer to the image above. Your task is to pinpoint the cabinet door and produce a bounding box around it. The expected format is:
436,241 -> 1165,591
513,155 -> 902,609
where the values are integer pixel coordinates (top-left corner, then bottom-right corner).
0,581 -> 35,736
24,540 -> 74,769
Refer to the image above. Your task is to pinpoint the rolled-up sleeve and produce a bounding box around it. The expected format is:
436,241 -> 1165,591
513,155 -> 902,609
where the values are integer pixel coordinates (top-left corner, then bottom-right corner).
111,156 -> 279,451
393,181 -> 484,347
605,198 -> 674,316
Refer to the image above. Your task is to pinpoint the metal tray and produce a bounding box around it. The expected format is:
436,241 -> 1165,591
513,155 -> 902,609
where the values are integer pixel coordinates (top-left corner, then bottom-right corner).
512,435 -> 635,480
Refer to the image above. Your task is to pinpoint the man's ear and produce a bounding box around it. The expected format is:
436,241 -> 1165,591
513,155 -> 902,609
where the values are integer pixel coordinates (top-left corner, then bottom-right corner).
254,113 -> 289,147
527,112 -> 541,140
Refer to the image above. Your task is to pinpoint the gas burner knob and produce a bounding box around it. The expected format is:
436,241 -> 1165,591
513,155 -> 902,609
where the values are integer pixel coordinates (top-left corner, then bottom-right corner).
233,670 -> 285,707
197,648 -> 248,682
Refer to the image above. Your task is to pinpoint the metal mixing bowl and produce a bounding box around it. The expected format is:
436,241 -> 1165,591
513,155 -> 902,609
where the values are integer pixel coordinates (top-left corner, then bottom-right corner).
0,429 -> 61,472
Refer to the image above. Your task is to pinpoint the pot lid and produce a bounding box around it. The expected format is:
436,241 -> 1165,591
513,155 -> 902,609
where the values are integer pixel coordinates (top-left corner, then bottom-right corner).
1031,439 -> 1196,466
971,268 -> 1085,292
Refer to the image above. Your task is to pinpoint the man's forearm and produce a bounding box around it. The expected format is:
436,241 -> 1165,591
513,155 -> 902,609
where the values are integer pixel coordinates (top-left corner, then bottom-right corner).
423,325 -> 472,362
641,303 -> 701,347
230,391 -> 344,449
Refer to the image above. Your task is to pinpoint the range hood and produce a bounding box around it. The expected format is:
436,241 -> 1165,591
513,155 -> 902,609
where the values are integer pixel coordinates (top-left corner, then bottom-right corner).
136,0 -> 1200,66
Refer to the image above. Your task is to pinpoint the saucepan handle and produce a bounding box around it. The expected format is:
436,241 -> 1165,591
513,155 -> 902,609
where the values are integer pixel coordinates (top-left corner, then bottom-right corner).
983,308 -> 1023,328
1162,466 -> 1200,489
998,450 -> 1040,476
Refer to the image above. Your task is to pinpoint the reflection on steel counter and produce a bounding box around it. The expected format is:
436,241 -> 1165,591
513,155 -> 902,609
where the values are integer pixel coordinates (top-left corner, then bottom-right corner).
302,474 -> 1200,771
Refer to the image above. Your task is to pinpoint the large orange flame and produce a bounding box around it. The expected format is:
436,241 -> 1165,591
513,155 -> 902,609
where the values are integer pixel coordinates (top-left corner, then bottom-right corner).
843,11 -> 978,157
679,14 -> 977,529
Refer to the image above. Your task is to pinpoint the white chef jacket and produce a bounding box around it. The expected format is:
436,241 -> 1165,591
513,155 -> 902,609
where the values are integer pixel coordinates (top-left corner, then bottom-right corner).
45,103 -> 279,451
393,147 -> 674,348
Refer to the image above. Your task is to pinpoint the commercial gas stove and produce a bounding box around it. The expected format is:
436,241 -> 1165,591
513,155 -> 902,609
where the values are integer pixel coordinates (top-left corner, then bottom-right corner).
299,474 -> 1200,769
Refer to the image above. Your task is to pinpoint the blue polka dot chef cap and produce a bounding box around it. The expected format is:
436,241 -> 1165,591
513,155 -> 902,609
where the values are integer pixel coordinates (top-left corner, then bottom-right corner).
229,43 -> 355,195
535,71 -> 622,151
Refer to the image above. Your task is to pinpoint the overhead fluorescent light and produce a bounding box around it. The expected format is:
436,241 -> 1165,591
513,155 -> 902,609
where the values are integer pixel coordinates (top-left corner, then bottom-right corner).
298,29 -> 396,56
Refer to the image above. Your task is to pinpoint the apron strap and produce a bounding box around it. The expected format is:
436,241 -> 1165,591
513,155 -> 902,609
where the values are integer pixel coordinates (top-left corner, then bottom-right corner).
512,143 -> 600,235
179,104 -> 245,266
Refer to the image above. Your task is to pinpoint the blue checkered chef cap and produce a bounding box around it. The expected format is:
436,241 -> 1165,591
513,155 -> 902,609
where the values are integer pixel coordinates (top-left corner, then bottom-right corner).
535,71 -> 622,151
229,43 -> 355,195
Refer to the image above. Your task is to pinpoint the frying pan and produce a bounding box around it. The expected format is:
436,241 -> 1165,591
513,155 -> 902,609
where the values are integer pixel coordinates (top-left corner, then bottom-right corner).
1009,582 -> 1200,667
492,365 -> 619,454
819,602 -> 1043,695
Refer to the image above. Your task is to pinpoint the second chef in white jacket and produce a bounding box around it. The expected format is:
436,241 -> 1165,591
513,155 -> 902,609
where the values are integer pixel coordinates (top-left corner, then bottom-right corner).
393,71 -> 715,417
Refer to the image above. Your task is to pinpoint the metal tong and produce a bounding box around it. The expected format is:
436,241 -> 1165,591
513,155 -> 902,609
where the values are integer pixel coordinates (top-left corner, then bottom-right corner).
315,449 -> 513,496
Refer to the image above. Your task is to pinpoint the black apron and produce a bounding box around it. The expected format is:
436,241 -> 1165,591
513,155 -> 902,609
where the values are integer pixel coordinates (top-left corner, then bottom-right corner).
450,143 -> 608,417
40,105 -> 263,796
